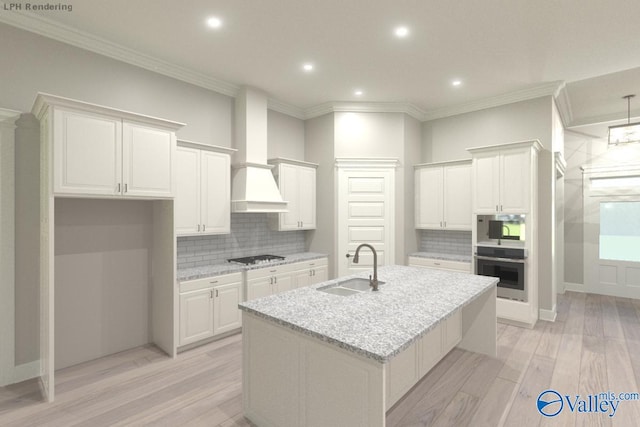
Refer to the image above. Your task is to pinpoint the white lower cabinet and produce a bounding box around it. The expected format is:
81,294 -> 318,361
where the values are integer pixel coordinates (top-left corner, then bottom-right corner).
179,272 -> 243,346
179,288 -> 215,346
408,256 -> 471,273
292,258 -> 329,288
246,266 -> 295,301
247,257 -> 329,299
386,309 -> 462,409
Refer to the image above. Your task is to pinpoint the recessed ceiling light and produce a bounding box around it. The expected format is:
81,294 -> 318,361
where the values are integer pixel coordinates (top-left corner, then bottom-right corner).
452,80 -> 462,87
303,63 -> 314,72
394,26 -> 409,38
206,16 -> 223,28
354,90 -> 363,96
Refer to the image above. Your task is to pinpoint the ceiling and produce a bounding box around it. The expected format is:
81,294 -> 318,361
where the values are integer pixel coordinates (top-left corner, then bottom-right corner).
5,0 -> 640,129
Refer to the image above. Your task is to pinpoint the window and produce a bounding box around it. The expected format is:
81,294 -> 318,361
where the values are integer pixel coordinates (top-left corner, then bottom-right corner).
600,201 -> 640,262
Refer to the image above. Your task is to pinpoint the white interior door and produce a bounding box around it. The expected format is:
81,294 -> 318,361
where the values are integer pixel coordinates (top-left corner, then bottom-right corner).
583,168 -> 640,298
337,160 -> 396,278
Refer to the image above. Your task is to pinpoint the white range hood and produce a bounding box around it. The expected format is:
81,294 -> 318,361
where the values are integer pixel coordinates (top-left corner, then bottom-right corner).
231,87 -> 288,213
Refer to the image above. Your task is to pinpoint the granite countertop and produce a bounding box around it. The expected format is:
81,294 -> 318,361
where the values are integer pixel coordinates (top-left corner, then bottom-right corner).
177,252 -> 328,281
409,252 -> 473,263
239,265 -> 497,363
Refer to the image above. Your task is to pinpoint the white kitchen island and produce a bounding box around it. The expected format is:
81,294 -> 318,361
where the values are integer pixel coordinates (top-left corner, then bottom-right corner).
239,265 -> 498,427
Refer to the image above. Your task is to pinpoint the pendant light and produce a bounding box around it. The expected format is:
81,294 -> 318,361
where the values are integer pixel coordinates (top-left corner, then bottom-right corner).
608,94 -> 640,145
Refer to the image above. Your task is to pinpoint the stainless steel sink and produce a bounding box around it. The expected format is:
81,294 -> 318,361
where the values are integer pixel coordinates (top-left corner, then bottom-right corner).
317,278 -> 385,296
340,278 -> 385,291
320,287 -> 361,296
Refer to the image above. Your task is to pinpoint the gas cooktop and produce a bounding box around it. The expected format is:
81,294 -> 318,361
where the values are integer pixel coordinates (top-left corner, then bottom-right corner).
227,254 -> 285,265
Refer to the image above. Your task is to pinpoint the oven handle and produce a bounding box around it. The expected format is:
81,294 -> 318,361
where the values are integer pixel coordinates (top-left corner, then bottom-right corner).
475,255 -> 526,264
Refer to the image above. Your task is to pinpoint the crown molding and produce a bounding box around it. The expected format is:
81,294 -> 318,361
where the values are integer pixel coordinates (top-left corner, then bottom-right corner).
553,82 -> 573,127
567,109 -> 640,128
304,101 -> 426,120
423,81 -> 565,121
267,98 -> 305,120
0,7 -> 240,98
0,108 -> 21,128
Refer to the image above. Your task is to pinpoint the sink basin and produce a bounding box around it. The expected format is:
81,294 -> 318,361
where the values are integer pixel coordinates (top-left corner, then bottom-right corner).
317,277 -> 386,296
340,278 -> 386,291
320,287 -> 361,296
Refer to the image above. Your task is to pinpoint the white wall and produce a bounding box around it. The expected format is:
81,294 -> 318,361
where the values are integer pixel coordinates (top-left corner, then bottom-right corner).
402,114 -> 422,261
0,23 -> 233,145
422,96 -> 553,162
334,112 -> 404,158
305,114 -> 336,275
0,109 -> 19,386
54,199 -> 153,370
268,109 -> 305,160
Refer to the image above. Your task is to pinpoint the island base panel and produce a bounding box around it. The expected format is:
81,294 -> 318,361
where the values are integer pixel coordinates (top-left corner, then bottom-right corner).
459,286 -> 497,357
242,312 -> 385,427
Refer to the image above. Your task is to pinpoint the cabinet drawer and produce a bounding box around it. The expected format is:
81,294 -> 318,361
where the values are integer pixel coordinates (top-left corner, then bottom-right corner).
180,272 -> 243,293
246,263 -> 298,280
289,257 -> 328,271
408,257 -> 471,273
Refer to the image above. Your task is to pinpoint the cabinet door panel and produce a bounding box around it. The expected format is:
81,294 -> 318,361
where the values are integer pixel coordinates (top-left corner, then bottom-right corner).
179,289 -> 214,346
247,277 -> 272,301
500,148 -> 530,213
201,151 -> 230,233
293,270 -> 311,288
122,122 -> 174,198
53,109 -> 121,195
311,265 -> 328,284
175,147 -> 201,235
298,166 -> 316,229
419,323 -> 442,376
278,163 -> 300,230
415,167 -> 443,229
273,273 -> 294,294
472,153 -> 499,214
443,163 -> 472,230
213,282 -> 242,335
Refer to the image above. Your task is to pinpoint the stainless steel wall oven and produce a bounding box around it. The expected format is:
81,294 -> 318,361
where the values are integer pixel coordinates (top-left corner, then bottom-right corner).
475,246 -> 527,302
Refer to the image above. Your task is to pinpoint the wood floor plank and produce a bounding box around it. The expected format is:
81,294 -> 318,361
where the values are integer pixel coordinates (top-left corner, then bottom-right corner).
583,294 -> 605,337
616,299 -> 640,342
564,292 -> 586,336
459,354 -> 504,398
576,335 -> 611,427
468,377 -> 517,427
540,328 -> 583,427
601,295 -> 624,339
556,292 -> 571,323
503,354 -> 555,427
536,320 -> 566,359
605,337 -> 640,427
431,391 -> 479,427
498,325 -> 544,383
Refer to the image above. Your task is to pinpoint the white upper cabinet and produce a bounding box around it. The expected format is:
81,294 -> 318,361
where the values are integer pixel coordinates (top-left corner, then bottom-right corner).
415,161 -> 471,230
176,141 -> 235,236
34,93 -> 184,199
268,158 -> 318,231
468,141 -> 541,214
122,122 -> 174,198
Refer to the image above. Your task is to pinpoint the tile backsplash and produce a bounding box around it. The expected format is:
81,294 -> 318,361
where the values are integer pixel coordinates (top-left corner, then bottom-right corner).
177,213 -> 306,269
419,229 -> 472,256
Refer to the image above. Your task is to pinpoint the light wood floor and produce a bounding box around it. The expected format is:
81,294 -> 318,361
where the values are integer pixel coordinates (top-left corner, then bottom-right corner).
3,291 -> 640,426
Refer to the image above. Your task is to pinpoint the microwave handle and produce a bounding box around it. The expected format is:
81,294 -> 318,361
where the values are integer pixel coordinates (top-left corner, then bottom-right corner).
475,255 -> 526,264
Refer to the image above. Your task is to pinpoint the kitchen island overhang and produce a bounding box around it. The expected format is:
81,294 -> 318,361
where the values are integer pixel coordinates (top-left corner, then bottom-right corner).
239,265 -> 498,427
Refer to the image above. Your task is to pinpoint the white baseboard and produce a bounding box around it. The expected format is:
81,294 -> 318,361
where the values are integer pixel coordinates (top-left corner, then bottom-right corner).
11,360 -> 40,384
563,282 -> 584,293
539,305 -> 557,322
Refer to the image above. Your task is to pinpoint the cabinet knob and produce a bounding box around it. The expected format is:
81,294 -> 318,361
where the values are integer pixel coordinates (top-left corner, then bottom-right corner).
197,224 -> 201,232
117,183 -> 121,193
215,289 -> 219,297
203,224 -> 206,232
125,183 -> 128,193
